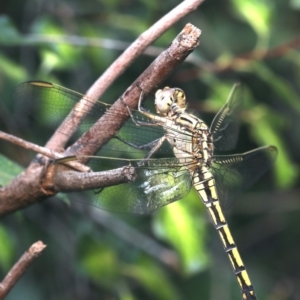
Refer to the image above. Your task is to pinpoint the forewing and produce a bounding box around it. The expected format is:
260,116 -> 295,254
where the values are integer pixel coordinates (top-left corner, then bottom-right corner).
15,81 -> 193,159
15,82 -> 195,214
211,146 -> 277,209
210,83 -> 242,151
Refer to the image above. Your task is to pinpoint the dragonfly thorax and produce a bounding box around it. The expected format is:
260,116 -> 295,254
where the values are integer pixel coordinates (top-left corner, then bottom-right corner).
163,107 -> 214,172
154,87 -> 186,116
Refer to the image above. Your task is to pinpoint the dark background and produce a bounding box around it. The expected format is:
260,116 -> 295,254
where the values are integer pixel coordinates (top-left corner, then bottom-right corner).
0,0 -> 299,299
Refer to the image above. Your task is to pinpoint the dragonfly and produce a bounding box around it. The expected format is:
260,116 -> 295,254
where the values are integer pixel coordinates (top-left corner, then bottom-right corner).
15,81 -> 277,300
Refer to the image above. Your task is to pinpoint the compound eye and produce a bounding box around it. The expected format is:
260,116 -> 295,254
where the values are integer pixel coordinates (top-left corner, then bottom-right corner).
174,88 -> 186,109
154,87 -> 176,116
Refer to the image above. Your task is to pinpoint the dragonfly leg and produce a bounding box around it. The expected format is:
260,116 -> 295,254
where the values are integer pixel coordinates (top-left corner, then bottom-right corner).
138,136 -> 167,166
137,89 -> 147,112
134,83 -> 149,113
137,90 -> 161,121
114,136 -> 163,151
114,135 -> 167,166
120,88 -> 155,126
121,100 -> 157,127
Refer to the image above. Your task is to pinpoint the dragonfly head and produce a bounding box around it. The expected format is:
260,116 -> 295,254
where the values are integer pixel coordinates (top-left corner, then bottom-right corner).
154,87 -> 186,116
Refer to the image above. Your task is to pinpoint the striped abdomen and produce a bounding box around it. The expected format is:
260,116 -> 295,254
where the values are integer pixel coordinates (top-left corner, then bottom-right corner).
192,166 -> 257,300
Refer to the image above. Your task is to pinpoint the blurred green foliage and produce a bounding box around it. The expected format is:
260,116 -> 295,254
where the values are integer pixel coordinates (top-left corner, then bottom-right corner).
154,193 -> 209,275
0,0 -> 300,300
0,154 -> 23,186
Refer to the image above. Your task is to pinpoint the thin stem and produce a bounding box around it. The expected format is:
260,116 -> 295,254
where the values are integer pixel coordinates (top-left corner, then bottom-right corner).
0,241 -> 46,300
0,131 -> 90,172
0,23 -> 202,216
45,0 -> 205,150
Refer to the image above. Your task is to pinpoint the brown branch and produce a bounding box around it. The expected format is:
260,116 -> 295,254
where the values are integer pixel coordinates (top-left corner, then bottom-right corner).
0,131 -> 90,172
0,130 -> 62,159
50,165 -> 136,192
45,0 -> 205,151
0,23 -> 202,217
0,241 -> 46,300
65,23 -> 201,158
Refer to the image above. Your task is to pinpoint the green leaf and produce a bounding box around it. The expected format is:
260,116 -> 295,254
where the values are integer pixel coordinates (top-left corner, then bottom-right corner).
0,15 -> 21,44
248,106 -> 298,188
252,62 -> 300,114
0,154 -> 23,186
0,53 -> 27,82
0,225 -> 15,271
31,18 -> 82,71
230,0 -> 272,37
78,237 -> 120,289
153,190 -> 210,275
122,256 -> 180,300
290,0 -> 300,9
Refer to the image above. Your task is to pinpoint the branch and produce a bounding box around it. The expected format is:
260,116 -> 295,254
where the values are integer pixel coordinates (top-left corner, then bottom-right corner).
0,241 -> 46,300
65,23 -> 201,158
0,23 -> 201,216
0,130 -> 62,159
45,0 -> 205,151
0,130 -> 90,172
50,165 -> 136,192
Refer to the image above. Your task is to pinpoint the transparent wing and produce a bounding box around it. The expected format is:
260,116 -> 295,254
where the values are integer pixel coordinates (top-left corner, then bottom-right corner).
14,81 -> 193,214
210,146 -> 277,209
210,83 -> 242,151
15,81 -> 276,214
14,81 -> 193,159
70,158 -> 192,214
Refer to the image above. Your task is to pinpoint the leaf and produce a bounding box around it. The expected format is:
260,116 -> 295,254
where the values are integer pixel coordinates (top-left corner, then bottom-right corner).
78,237 -> 120,289
31,18 -> 82,71
248,107 -> 298,188
0,15 -> 21,44
153,190 -> 210,275
0,53 -> 27,82
290,0 -> 300,10
0,154 -> 23,186
230,0 -> 272,37
252,62 -> 300,114
0,225 -> 15,271
249,62 -> 300,188
123,256 -> 180,300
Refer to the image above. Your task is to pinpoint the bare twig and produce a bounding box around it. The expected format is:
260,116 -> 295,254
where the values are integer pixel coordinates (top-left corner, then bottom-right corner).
0,130 -> 62,159
0,131 -> 90,172
51,165 -> 136,192
46,0 -> 204,151
0,23 -> 201,216
64,23 -> 201,158
0,241 -> 46,300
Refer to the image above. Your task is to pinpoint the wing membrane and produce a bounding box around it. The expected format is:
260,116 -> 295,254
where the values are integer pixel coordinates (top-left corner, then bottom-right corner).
15,81 -> 193,158
211,146 -> 277,209
210,83 -> 242,151
15,81 -> 277,214
70,157 -> 192,214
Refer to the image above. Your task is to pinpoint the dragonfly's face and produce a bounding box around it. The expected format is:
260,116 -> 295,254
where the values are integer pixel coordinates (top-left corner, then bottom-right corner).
154,87 -> 186,116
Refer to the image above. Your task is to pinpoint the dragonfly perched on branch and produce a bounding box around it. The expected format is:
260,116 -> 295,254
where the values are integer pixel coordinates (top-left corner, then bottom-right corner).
15,81 -> 277,300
